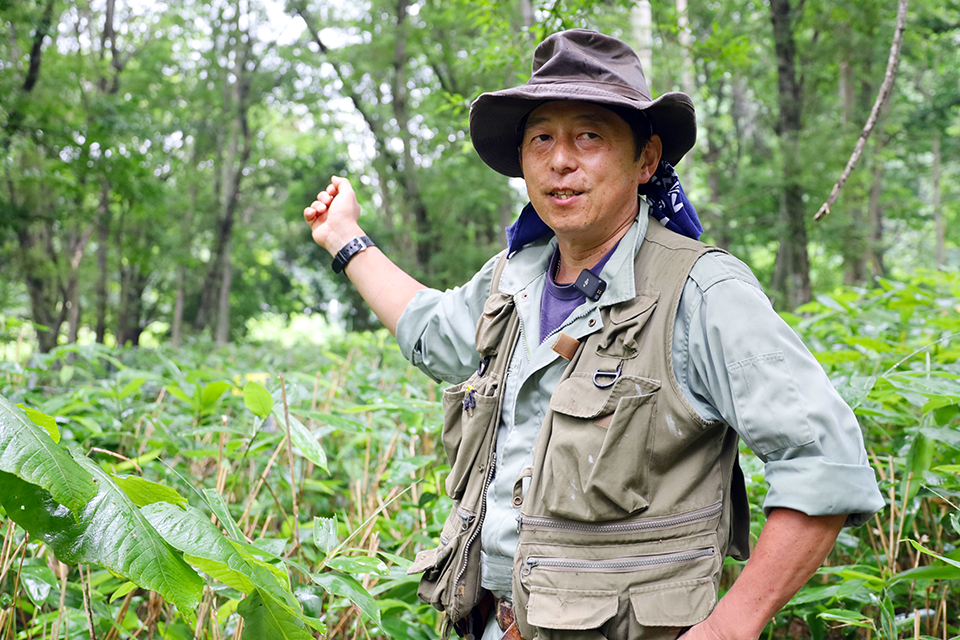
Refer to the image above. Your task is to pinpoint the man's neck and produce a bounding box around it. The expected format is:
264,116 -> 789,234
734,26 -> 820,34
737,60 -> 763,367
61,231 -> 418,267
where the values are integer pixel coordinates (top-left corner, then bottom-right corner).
555,216 -> 635,284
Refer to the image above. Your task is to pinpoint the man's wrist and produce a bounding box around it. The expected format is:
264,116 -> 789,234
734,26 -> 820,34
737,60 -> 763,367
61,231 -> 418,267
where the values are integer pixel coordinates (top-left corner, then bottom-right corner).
332,235 -> 375,274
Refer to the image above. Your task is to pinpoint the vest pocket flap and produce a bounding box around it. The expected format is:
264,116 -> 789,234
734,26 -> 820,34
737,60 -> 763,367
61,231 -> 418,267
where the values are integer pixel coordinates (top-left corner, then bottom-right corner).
550,373 -> 661,418
629,576 -> 716,626
608,291 -> 659,324
406,546 -> 438,575
527,586 -> 619,630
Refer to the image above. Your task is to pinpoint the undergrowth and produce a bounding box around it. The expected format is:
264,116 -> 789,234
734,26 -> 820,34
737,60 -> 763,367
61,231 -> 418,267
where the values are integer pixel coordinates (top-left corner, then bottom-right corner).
0,269 -> 957,639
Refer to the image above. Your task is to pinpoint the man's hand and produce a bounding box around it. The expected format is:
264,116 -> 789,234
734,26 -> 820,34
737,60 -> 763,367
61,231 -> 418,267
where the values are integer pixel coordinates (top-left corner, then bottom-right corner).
303,176 -> 365,257
301,175 -> 426,336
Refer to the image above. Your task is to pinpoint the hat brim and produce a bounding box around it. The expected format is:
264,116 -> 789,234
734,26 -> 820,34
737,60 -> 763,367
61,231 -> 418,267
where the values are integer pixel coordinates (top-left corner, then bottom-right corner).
469,83 -> 696,178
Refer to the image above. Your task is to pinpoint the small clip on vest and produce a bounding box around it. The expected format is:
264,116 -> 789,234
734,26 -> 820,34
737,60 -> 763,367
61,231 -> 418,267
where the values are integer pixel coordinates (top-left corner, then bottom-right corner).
593,364 -> 622,389
477,356 -> 490,377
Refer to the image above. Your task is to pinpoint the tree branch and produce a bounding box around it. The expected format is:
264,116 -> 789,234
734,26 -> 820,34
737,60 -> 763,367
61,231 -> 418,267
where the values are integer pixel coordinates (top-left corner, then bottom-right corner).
814,0 -> 909,221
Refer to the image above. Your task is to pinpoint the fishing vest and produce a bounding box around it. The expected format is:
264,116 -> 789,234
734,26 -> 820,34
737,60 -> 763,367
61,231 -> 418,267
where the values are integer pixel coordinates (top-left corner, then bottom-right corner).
409,219 -> 752,640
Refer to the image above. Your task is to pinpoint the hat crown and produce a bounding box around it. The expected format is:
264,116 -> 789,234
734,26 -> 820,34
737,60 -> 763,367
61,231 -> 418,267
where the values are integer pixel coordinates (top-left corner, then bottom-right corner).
530,29 -> 652,102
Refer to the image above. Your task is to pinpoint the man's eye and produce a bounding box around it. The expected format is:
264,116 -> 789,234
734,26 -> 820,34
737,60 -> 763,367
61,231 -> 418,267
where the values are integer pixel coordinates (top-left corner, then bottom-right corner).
580,132 -> 599,140
533,134 -> 550,142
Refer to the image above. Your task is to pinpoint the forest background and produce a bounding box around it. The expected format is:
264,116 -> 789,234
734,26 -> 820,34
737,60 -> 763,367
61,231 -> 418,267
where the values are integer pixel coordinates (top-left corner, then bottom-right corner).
0,0 -> 959,638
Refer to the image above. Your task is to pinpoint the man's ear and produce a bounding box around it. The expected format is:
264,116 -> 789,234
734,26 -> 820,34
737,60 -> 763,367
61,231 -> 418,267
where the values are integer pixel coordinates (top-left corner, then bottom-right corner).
637,135 -> 663,184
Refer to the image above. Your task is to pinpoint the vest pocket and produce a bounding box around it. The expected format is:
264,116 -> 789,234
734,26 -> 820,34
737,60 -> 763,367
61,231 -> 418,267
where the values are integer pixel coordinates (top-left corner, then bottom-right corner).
543,373 -> 660,521
515,538 -> 719,640
409,503 -> 476,608
441,374 -> 499,501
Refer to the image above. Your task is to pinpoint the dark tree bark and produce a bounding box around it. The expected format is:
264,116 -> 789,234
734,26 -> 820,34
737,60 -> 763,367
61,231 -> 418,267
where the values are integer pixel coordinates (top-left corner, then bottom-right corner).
769,0 -> 811,310
95,182 -> 111,343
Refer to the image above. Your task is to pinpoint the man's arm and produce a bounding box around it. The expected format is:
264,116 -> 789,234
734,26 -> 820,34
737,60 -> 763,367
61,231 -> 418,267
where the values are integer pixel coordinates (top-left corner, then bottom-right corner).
686,508 -> 846,640
304,176 -> 426,335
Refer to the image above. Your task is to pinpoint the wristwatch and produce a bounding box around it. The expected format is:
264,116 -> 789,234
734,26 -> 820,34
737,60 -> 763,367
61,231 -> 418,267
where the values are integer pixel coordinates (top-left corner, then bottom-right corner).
331,235 -> 375,274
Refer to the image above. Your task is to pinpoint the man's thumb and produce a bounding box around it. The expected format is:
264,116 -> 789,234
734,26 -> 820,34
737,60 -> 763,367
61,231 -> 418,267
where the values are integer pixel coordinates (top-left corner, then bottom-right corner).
330,175 -> 354,195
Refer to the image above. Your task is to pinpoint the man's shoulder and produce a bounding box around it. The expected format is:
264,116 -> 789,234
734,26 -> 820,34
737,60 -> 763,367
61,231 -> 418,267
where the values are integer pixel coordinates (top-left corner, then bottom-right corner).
687,250 -> 764,295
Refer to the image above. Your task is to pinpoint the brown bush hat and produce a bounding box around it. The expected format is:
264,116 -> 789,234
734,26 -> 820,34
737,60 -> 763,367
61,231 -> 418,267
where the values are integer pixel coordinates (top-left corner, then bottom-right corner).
470,29 -> 696,178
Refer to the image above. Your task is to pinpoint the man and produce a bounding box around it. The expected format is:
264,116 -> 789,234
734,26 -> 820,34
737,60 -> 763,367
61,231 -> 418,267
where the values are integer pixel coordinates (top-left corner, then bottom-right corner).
304,29 -> 883,640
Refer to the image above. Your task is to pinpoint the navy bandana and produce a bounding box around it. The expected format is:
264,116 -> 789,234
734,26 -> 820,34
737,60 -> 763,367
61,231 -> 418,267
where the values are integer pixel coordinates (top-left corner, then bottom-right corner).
637,161 -> 702,241
505,160 -> 703,255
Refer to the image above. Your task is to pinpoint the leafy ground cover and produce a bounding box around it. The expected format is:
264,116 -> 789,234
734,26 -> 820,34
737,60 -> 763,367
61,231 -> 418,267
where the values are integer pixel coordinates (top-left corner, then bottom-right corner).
0,269 -> 958,639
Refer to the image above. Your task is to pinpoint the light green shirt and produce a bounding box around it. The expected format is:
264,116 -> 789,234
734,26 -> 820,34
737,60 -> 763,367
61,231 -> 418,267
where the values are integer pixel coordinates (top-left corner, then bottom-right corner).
396,212 -> 884,597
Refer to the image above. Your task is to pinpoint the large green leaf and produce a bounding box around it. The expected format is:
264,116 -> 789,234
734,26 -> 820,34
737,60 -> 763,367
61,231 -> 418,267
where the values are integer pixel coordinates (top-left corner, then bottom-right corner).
273,409 -> 327,471
238,588 -> 316,640
0,456 -> 203,612
243,381 -> 274,419
311,571 -> 380,624
113,475 -> 188,507
142,502 -> 291,604
0,394 -> 97,513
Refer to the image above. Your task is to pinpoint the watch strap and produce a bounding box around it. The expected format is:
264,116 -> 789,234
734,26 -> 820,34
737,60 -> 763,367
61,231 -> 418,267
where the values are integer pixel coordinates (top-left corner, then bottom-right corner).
332,235 -> 374,274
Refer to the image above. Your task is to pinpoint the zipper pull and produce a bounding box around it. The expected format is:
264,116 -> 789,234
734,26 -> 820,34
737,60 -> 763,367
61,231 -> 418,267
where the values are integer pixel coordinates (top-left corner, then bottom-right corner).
516,515 -> 522,534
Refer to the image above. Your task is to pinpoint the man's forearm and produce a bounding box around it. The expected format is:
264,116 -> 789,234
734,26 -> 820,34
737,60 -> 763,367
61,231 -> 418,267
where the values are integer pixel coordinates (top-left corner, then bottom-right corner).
692,508 -> 846,640
340,246 -> 426,336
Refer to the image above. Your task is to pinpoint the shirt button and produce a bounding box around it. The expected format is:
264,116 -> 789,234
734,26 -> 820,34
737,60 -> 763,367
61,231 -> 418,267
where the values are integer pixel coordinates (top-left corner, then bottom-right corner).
588,318 -> 597,327
520,292 -> 529,300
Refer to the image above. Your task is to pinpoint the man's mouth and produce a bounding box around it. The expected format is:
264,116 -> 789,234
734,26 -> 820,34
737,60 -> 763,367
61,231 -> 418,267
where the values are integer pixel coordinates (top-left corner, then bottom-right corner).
550,189 -> 582,200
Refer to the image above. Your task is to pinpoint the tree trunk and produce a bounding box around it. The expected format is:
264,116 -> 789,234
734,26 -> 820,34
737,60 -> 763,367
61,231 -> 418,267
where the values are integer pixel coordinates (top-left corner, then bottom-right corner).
215,238 -> 233,345
867,160 -> 885,277
392,0 -> 433,271
769,0 -> 810,309
196,34 -> 253,336
65,224 -> 94,343
17,228 -> 64,353
95,181 -> 111,343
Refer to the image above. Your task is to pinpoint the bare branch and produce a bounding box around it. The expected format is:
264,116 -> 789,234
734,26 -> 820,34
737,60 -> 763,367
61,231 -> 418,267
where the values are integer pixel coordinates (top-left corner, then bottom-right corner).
814,0 -> 909,221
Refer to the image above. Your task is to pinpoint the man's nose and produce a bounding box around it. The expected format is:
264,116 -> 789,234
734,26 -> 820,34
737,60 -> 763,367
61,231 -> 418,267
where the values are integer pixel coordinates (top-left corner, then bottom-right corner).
549,138 -> 577,173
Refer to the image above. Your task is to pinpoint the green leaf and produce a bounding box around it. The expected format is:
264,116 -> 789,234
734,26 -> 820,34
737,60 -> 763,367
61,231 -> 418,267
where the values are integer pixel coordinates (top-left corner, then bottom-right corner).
113,475 -> 188,508
817,608 -> 875,629
325,555 -> 388,576
312,516 -> 338,554
118,378 -> 146,401
274,410 -> 327,471
311,571 -> 381,623
243,381 -> 274,419
202,488 -> 246,542
0,394 -> 96,512
166,385 -> 199,410
20,564 -> 57,607
907,539 -> 960,570
238,588 -> 316,640
17,405 -> 59,443
201,381 -> 230,410
110,581 -> 138,603
0,456 -> 203,611
143,501 -> 291,603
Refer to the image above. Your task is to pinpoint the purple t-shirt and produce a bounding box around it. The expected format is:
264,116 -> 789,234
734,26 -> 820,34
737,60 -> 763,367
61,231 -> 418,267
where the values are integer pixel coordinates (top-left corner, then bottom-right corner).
539,244 -> 617,343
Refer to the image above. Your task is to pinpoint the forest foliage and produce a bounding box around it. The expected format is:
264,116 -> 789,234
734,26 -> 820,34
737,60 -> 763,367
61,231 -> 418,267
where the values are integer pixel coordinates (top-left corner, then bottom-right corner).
0,0 -> 958,349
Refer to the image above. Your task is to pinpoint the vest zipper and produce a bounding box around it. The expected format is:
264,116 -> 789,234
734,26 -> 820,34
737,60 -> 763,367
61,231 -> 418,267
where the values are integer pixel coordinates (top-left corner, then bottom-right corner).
454,451 -> 496,590
517,501 -> 722,535
523,547 -> 715,577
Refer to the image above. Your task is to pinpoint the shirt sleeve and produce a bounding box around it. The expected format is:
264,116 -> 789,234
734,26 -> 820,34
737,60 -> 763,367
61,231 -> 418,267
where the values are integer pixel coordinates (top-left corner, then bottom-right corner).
674,252 -> 885,526
394,251 -> 503,384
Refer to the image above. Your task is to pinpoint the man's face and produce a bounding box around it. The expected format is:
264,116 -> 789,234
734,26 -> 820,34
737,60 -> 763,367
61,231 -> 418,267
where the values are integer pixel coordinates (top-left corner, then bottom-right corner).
519,100 -> 655,249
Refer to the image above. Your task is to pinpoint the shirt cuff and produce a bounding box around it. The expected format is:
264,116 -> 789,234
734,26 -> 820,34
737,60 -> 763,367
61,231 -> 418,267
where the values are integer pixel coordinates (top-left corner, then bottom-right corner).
762,457 -> 886,526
